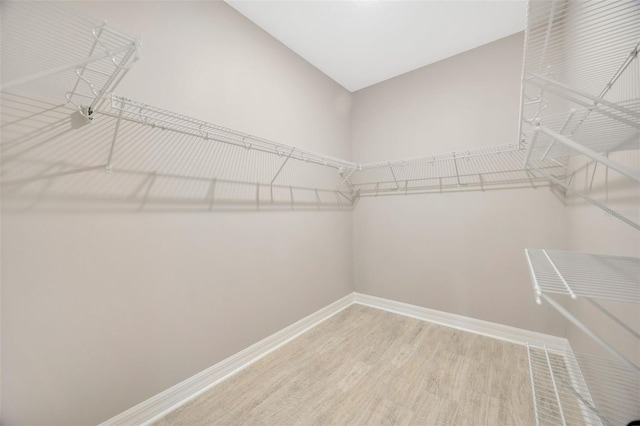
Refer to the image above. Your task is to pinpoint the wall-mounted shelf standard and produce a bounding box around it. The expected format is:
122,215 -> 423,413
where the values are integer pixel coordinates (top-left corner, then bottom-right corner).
519,0 -> 640,229
349,144 -> 568,197
525,249 -> 640,374
0,2 -> 140,121
527,343 -> 640,426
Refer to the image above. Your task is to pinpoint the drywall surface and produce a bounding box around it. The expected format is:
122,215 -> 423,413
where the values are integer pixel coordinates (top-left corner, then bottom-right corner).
351,33 -> 569,336
1,2 -> 352,424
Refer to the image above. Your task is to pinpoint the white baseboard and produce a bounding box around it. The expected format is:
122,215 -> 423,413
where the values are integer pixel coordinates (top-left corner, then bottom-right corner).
100,293 -> 355,426
101,291 -> 568,425
353,293 -> 569,349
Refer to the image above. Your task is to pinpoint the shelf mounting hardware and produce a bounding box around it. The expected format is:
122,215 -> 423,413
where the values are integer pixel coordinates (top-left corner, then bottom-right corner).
105,108 -> 124,174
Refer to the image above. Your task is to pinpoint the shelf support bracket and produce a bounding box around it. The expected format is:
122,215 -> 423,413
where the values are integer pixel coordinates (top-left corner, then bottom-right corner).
548,175 -> 640,230
207,178 -> 216,210
539,126 -> 640,182
585,298 -> 640,340
271,147 -> 295,185
541,109 -> 576,161
105,107 -> 124,173
541,293 -> 640,374
523,125 -> 539,167
453,153 -> 462,185
388,162 -> 400,190
339,167 -> 357,189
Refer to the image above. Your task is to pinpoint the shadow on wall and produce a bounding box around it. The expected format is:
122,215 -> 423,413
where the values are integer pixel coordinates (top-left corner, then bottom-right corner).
564,150 -> 640,228
1,93 -> 357,213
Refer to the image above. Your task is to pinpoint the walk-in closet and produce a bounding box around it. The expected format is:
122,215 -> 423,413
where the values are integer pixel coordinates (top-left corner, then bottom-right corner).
1,0 -> 638,424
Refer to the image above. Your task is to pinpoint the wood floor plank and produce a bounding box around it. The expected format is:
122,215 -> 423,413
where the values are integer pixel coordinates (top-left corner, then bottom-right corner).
156,305 -> 535,425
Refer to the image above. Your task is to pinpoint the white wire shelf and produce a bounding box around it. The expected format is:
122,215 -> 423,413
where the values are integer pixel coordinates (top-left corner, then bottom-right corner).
105,95 -> 357,173
525,249 -> 640,374
527,344 -> 640,426
349,144 -> 568,196
519,0 -> 640,229
520,0 -> 640,127
525,249 -> 640,305
0,2 -> 139,118
524,102 -> 640,163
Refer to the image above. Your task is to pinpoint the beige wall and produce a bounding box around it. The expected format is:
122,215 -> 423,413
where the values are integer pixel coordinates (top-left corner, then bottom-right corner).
351,33 -> 569,336
1,2 -> 352,424
2,3 -> 636,425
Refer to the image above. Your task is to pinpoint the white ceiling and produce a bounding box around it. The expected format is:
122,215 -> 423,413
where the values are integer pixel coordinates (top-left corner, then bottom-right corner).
226,0 -> 527,92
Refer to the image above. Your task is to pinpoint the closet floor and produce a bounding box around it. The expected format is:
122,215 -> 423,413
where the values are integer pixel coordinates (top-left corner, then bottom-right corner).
154,304 -> 534,425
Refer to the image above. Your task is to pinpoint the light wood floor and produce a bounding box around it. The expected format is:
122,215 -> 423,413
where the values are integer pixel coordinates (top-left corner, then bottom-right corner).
155,305 -> 535,425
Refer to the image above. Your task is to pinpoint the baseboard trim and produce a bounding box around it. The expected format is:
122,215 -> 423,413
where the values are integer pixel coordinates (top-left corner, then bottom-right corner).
353,293 -> 569,349
100,292 -> 355,426
102,291 -> 568,425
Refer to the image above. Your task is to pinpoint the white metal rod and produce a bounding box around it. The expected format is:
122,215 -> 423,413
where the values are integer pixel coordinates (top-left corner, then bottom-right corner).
542,249 -> 577,299
339,167 -> 357,187
523,127 -> 540,167
548,176 -> 640,230
526,345 -> 541,426
105,108 -> 124,173
539,126 -> 640,182
543,344 -> 568,426
270,147 -> 295,185
541,110 -> 576,161
452,153 -> 463,185
525,249 -> 544,304
541,293 -> 640,374
585,298 -> 640,340
1,43 -> 135,91
388,162 -> 400,189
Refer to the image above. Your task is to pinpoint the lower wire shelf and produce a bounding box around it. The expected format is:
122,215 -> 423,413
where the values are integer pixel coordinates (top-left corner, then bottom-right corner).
527,344 -> 640,426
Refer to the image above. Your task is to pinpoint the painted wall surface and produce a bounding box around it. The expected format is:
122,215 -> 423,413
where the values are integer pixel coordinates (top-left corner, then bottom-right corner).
1,2 -> 352,424
351,33 -> 569,336
3,2 -> 636,425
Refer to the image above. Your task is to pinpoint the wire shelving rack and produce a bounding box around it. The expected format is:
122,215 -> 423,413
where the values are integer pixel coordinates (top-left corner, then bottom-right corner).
525,249 -> 640,425
349,144 -> 567,197
527,343 -> 640,426
519,0 -> 640,229
0,1 -> 140,121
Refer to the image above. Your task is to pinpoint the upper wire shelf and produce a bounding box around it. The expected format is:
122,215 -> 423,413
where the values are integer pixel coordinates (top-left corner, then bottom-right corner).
0,2 -> 140,119
527,343 -> 640,426
525,249 -> 640,305
106,95 -> 356,172
518,0 -> 640,229
349,144 -> 568,196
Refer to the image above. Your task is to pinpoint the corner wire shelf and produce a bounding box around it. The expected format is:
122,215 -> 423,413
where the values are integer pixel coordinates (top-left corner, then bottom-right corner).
524,249 -> 640,374
518,0 -> 640,230
525,247 -> 640,425
104,95 -> 357,173
348,144 -> 568,197
0,1 -> 140,121
527,343 -> 640,426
